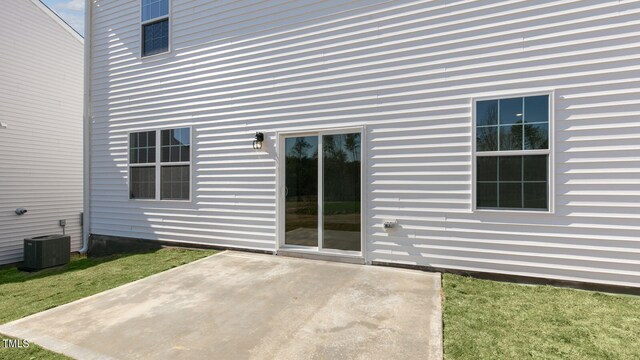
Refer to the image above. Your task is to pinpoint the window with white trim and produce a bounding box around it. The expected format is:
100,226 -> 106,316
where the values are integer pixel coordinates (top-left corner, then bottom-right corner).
141,0 -> 169,57
129,131 -> 156,199
475,95 -> 550,210
129,127 -> 191,200
160,128 -> 190,200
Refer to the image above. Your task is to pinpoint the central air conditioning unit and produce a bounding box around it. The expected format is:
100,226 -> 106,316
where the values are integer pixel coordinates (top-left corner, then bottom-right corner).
22,235 -> 71,271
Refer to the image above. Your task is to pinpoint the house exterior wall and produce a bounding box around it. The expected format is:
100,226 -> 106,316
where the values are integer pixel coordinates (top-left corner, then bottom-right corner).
89,0 -> 640,288
0,0 -> 84,264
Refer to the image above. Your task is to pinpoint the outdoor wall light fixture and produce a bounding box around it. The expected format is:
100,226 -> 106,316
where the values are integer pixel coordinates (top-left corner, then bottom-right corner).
253,132 -> 264,150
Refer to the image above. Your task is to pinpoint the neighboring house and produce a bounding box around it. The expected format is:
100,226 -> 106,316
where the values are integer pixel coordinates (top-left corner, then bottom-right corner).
85,1 -> 640,289
0,0 -> 84,265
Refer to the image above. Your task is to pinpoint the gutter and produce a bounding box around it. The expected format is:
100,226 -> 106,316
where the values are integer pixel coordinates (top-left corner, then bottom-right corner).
80,0 -> 92,254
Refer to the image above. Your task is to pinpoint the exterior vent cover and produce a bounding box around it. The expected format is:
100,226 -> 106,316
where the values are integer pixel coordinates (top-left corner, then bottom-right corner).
23,235 -> 71,271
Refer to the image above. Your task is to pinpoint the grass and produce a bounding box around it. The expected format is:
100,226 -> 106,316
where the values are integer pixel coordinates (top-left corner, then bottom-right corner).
443,274 -> 640,359
0,248 -> 216,359
1,250 -> 638,359
0,338 -> 68,360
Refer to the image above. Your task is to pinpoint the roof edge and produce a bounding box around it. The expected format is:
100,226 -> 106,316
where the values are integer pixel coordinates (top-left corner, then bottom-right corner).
30,0 -> 84,43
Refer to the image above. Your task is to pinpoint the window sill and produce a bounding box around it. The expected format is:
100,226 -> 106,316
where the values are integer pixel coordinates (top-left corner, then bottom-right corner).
473,208 -> 554,215
140,49 -> 171,60
128,198 -> 192,203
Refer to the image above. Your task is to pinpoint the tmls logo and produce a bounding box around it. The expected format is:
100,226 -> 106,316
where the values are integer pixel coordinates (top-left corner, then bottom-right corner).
2,338 -> 29,348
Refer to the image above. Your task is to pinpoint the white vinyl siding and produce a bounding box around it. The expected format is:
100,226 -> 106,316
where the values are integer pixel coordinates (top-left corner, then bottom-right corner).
90,0 -> 640,288
0,0 -> 84,264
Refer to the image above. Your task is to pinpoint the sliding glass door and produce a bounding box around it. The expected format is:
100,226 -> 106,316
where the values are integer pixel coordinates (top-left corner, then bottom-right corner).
284,136 -> 319,247
283,131 -> 362,253
322,133 -> 361,251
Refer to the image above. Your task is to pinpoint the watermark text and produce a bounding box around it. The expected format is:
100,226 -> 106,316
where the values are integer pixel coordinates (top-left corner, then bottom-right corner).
2,338 -> 29,348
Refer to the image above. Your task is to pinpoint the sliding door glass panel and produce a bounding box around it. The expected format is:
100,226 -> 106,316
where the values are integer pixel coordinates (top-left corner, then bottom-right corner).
322,133 -> 361,251
285,136 -> 319,246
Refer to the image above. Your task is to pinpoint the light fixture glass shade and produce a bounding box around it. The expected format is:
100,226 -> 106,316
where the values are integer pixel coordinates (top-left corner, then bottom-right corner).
253,132 -> 264,149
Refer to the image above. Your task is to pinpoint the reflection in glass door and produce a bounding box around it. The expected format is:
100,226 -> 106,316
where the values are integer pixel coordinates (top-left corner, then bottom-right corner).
284,136 -> 319,246
322,133 -> 361,251
283,131 -> 361,253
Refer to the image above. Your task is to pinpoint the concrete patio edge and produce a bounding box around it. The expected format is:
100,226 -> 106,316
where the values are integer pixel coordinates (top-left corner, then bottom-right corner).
0,327 -> 116,360
0,251 -> 227,359
1,251 -> 443,359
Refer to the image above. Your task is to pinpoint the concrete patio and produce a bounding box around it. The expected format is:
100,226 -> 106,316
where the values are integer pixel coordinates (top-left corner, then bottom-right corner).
0,251 -> 442,359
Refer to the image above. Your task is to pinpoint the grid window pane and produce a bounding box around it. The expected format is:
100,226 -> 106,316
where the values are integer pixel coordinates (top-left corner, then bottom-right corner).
499,125 -> 523,150
129,131 -> 156,164
524,95 -> 549,124
138,148 -> 147,164
524,183 -> 548,209
170,147 -> 179,162
179,128 -> 190,144
147,146 -> 156,162
499,97 -> 524,125
476,155 -> 548,210
499,182 -> 522,208
139,132 -> 148,147
161,129 -> 170,145
130,133 -> 138,148
169,129 -> 181,145
142,0 -> 168,21
162,147 -> 170,163
161,165 -> 190,200
130,166 -> 156,199
524,155 -> 548,181
130,149 -> 138,163
476,95 -> 548,153
499,156 -> 522,182
161,128 -> 190,162
524,123 -> 548,150
180,146 -> 190,162
477,157 -> 497,181
477,100 -> 498,126
476,126 -> 498,151
142,19 -> 169,57
477,182 -> 498,208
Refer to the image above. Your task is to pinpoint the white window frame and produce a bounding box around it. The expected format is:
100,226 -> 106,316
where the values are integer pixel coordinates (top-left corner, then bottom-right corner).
140,0 -> 171,58
128,126 -> 193,202
471,91 -> 555,213
128,130 -> 158,200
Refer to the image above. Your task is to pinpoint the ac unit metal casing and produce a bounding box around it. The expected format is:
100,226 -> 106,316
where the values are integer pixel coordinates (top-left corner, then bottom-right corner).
23,235 -> 71,271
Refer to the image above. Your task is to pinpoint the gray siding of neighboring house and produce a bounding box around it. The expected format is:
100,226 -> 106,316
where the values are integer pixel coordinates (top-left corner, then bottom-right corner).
0,0 -> 84,264
89,0 -> 640,287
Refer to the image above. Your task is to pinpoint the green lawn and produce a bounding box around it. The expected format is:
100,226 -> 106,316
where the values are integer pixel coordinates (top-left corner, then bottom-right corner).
0,248 -> 216,359
443,274 -> 640,359
2,251 -> 638,359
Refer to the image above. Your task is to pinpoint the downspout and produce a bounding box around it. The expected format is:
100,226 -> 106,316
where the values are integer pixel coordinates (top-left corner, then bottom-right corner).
80,0 -> 92,254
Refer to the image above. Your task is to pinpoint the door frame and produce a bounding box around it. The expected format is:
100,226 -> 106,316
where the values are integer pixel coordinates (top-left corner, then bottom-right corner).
276,126 -> 367,260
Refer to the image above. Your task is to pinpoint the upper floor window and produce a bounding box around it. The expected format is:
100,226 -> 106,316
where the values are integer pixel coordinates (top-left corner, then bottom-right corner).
475,95 -> 551,211
141,0 -> 169,57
